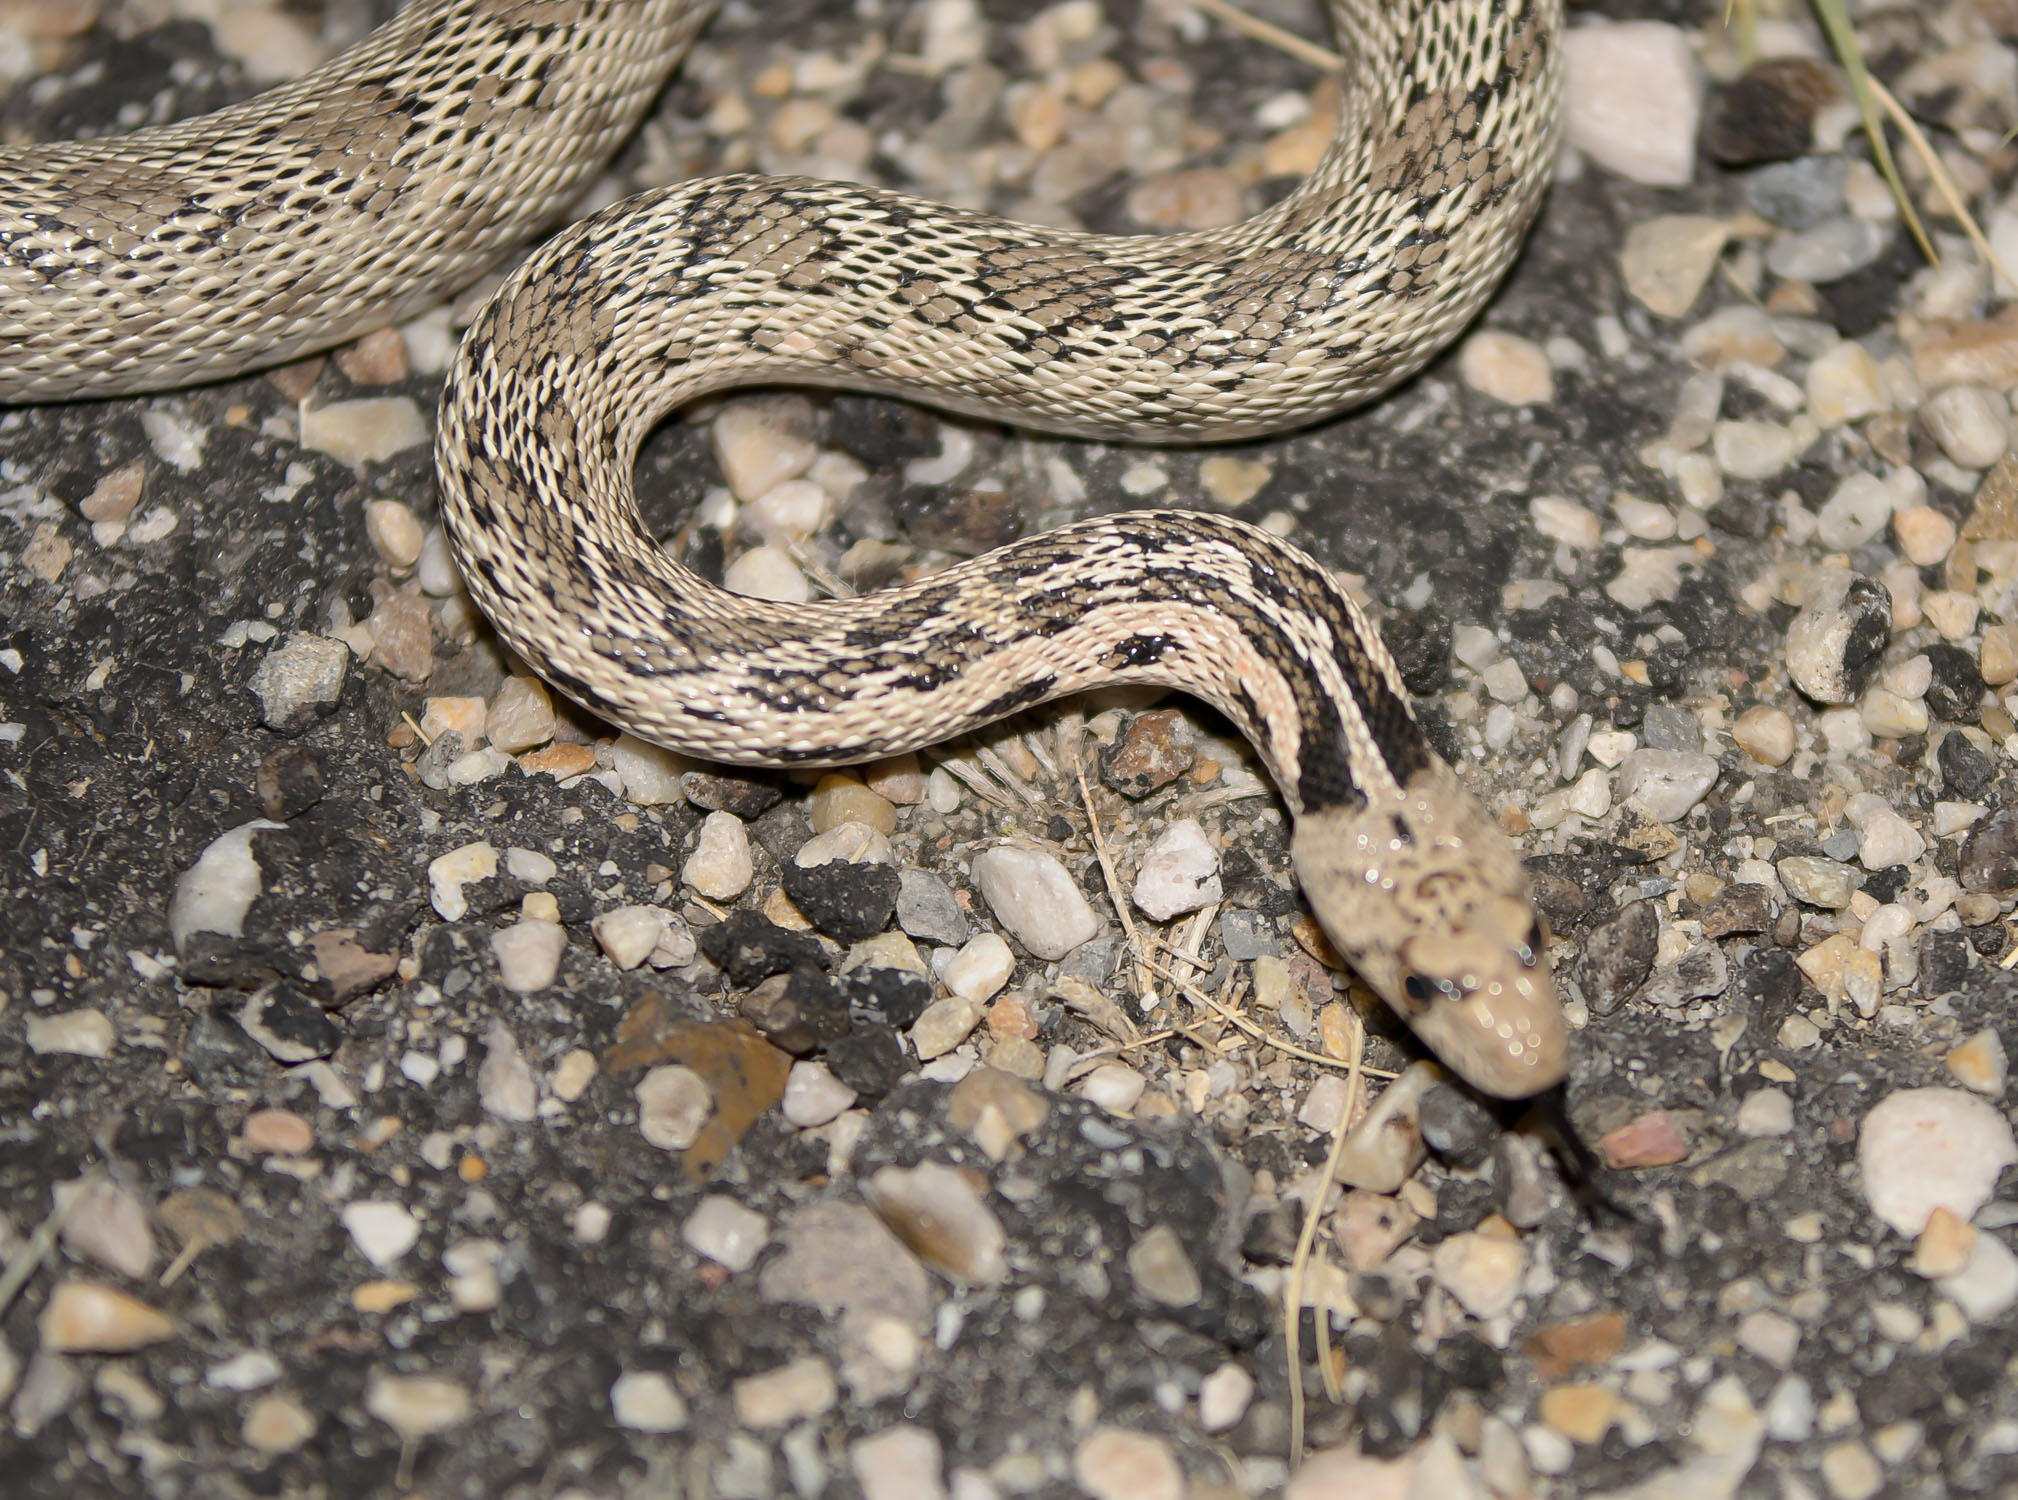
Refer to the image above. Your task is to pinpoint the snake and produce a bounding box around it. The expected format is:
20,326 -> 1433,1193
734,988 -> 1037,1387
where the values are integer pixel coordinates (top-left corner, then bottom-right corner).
0,0 -> 1568,1099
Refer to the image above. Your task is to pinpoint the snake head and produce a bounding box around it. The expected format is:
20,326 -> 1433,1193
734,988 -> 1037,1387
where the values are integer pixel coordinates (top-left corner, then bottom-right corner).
1290,757 -> 1565,1099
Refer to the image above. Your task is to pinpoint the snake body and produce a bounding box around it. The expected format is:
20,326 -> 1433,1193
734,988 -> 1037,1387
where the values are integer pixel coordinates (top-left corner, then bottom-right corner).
0,0 -> 1568,1097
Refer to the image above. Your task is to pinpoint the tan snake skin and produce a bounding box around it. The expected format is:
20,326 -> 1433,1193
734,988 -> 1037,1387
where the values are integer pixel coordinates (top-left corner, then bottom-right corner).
1,0 -> 1568,1097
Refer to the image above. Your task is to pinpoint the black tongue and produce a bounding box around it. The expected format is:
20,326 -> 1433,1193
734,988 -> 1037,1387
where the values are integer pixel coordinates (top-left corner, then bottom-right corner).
1528,1084 -> 1640,1231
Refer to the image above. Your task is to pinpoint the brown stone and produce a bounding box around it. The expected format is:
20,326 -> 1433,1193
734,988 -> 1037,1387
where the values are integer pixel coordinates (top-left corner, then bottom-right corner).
1101,709 -> 1195,797
1524,1310 -> 1629,1379
1598,1111 -> 1690,1169
603,1003 -> 791,1180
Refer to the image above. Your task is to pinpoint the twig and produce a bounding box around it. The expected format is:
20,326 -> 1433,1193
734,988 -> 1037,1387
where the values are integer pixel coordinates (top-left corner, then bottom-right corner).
1864,72 -> 2018,291
1075,758 -> 1157,1006
0,1177 -> 89,1319
1285,998 -> 1367,1461
1187,0 -> 1342,73
1141,951 -> 1397,1080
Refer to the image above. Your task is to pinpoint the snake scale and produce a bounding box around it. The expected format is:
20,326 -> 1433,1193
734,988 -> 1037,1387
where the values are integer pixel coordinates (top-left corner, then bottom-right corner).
0,0 -> 1568,1098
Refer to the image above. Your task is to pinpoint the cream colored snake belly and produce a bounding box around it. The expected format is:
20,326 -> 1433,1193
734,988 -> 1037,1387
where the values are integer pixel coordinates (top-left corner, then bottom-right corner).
0,0 -> 1568,1098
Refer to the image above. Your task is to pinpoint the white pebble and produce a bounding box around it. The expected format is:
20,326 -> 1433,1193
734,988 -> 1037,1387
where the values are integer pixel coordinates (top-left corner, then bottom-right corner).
1131,818 -> 1221,920
724,545 -> 811,602
1617,748 -> 1718,822
610,733 -> 691,804
342,1200 -> 420,1269
611,1371 -> 688,1433
1859,1087 -> 2018,1236
1921,385 -> 2010,469
636,1065 -> 713,1151
783,1060 -> 858,1127
1561,20 -> 1701,187
682,1195 -> 770,1271
683,810 -> 754,899
491,919 -> 565,993
970,845 -> 1099,960
594,906 -> 670,970
942,932 -> 1016,1003
1815,473 -> 1892,550
1079,1062 -> 1148,1114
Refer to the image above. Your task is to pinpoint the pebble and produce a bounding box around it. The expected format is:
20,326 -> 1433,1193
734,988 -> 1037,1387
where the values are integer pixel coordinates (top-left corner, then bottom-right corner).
683,1195 -> 770,1272
683,810 -> 755,899
911,996 -> 981,1060
1577,900 -> 1659,1015
1844,794 -> 1924,870
853,1424 -> 948,1500
1079,1061 -> 1147,1115
1561,20 -> 1701,186
745,478 -> 829,543
894,868 -> 970,948
1430,1225 -> 1526,1319
242,1392 -> 318,1455
1746,154 -> 1845,229
1619,214 -> 1731,318
1820,1441 -> 1884,1500
241,1107 -> 315,1155
783,1060 -> 858,1127
636,1065 -> 713,1151
594,906 -> 669,970
1938,1229 -> 2018,1322
1922,589 -> 1980,641
1617,749 -> 1717,822
1923,385 -> 2010,469
942,932 -> 1015,1003
1125,1224 -> 1201,1307
611,1371 -> 688,1433
364,1372 -> 471,1440
38,1281 -> 175,1353
1805,341 -> 1887,428
342,1200 -> 420,1269
1605,545 -> 1693,609
970,845 -> 1099,959
610,734 -> 690,804
1131,818 -> 1220,920
864,1161 -> 1007,1284
1959,807 -> 2018,891
53,1178 -> 153,1281
1599,1111 -> 1689,1168
1946,1029 -> 2009,1095
865,752 -> 929,804
1541,1383 -> 1621,1444
1785,570 -> 1891,704
25,1008 -> 115,1058
712,395 -> 818,501
725,545 -> 810,601
1764,216 -> 1889,284
246,632 -> 349,733
1336,1060 -> 1435,1193
485,676 -> 554,753
1894,506 -> 1958,567
478,1022 -> 537,1121
298,396 -> 429,466
1073,1429 -> 1178,1500
1859,1087 -> 2018,1235
1736,1088 -> 1794,1137
1419,1083 -> 1500,1167
1102,709 -> 1195,796
1732,705 -> 1796,765
808,774 -> 898,835
491,918 -> 565,993
1814,472 -> 1893,550
1459,329 -> 1553,404
1713,416 -> 1815,479
1915,305 -> 2018,392
795,822 -> 895,870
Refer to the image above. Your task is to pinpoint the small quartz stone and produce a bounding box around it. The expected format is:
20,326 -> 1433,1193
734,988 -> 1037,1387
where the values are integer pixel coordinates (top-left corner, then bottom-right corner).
610,734 -> 690,804
1198,1362 -> 1256,1435
1430,1227 -> 1526,1320
1732,705 -> 1796,765
242,1107 -> 315,1155
942,932 -> 1015,1003
852,1424 -> 948,1500
1079,1062 -> 1147,1115
1459,329 -> 1553,405
1619,214 -> 1730,318
363,498 -> 425,569
1922,385 -> 2010,469
1131,818 -> 1221,920
242,1393 -> 317,1455
247,632 -> 349,732
1617,749 -> 1717,822
1815,473 -> 1892,550
864,1161 -> 1007,1284
364,1373 -> 471,1440
636,1065 -> 712,1151
1737,1088 -> 1794,1137
682,1195 -> 769,1271
911,996 -> 982,1060
1946,1029 -> 2009,1095
491,919 -> 564,993
484,676 -> 554,753
1561,20 -> 1701,187
1859,1087 -> 2018,1235
1894,506 -> 1958,568
713,395 -> 819,501
38,1281 -> 175,1353
342,1200 -> 420,1269
970,846 -> 1099,959
594,906 -> 669,970
1778,855 -> 1862,909
1806,341 -> 1887,427
1785,570 -> 1890,704
1763,217 -> 1888,284
783,1060 -> 858,1127
808,774 -> 898,835
683,811 -> 754,899
298,396 -> 429,466
1072,1428 -> 1184,1500
611,1371 -> 688,1433
1336,1061 -> 1436,1192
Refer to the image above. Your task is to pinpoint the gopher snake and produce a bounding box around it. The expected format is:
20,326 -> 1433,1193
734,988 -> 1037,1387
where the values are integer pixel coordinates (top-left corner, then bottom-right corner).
0,0 -> 1567,1097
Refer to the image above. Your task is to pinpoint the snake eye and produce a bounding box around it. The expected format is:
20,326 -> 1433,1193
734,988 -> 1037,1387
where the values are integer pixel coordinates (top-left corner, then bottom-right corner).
1519,921 -> 1543,966
1402,973 -> 1435,1008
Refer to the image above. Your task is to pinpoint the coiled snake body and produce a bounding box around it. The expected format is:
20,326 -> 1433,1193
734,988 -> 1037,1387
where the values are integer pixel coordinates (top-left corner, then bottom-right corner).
0,0 -> 1568,1097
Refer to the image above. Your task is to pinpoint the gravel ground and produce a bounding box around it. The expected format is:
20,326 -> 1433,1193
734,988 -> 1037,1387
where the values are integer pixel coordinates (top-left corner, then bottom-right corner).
4,0 -> 2018,1497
